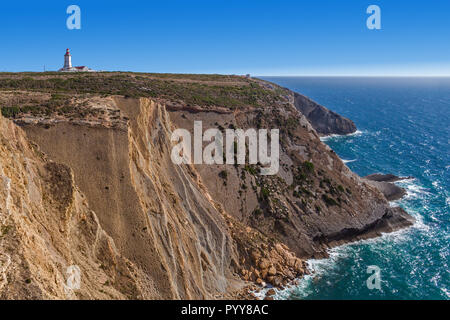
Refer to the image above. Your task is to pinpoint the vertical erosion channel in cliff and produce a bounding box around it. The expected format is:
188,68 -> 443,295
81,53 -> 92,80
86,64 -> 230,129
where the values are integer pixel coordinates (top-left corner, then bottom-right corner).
117,97 -> 239,298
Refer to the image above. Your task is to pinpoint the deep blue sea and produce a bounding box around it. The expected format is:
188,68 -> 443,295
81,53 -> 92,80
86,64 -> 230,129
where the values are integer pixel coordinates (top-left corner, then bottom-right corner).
261,77 -> 449,300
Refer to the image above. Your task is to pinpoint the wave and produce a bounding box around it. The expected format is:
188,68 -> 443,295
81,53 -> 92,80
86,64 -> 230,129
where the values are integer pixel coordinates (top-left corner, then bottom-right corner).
393,179 -> 430,201
270,224 -> 416,300
390,179 -> 432,232
320,130 -> 365,142
441,288 -> 450,298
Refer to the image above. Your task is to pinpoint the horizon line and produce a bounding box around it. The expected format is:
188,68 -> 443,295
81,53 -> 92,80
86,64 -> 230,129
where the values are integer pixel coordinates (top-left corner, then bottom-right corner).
1,70 -> 450,78
256,75 -> 450,78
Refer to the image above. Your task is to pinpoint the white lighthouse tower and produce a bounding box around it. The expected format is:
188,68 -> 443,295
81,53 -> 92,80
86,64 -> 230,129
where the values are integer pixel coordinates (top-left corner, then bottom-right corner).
58,48 -> 95,72
63,48 -> 72,69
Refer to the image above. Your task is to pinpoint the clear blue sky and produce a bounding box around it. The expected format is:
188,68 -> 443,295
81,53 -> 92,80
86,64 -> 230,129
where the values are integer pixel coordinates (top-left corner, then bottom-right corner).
1,0 -> 449,75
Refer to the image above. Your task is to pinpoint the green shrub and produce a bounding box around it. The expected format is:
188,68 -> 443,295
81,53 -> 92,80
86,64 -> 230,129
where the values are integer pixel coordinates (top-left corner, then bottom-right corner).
50,93 -> 65,100
244,165 -> 258,175
1,106 -> 20,118
260,187 -> 270,200
1,225 -> 12,236
300,187 -> 312,196
322,194 -> 338,206
218,170 -> 228,179
253,208 -> 262,215
303,161 -> 314,173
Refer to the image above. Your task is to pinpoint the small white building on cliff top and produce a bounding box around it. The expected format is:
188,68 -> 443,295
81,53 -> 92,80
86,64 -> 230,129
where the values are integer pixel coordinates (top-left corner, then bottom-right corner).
58,49 -> 96,72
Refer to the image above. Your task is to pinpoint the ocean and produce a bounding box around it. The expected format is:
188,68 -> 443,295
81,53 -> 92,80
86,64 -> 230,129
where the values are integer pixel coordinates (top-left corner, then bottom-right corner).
261,77 -> 450,300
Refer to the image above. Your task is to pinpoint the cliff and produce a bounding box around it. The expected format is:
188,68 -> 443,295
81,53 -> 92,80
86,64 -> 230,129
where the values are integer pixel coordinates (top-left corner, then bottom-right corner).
0,73 -> 413,299
293,92 -> 357,136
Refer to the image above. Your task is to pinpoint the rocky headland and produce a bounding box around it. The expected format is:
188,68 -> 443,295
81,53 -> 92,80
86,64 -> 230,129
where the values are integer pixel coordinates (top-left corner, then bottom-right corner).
293,92 -> 357,136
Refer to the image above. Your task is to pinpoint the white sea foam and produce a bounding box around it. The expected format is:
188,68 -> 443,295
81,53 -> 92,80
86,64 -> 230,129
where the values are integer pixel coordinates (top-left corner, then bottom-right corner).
394,178 -> 429,201
251,288 -> 269,300
254,249 -> 345,300
320,130 -> 365,142
342,159 -> 357,164
272,244 -> 367,299
272,218 -> 418,300
390,208 -> 429,233
390,178 -> 436,234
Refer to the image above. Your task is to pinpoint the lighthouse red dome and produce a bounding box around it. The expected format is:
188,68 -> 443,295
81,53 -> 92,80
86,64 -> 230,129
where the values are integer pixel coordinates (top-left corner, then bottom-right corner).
65,48 -> 70,55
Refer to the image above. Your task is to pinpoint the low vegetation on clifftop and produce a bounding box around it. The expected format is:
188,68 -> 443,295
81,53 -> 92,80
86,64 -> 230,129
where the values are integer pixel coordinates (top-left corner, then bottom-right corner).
0,72 -> 288,114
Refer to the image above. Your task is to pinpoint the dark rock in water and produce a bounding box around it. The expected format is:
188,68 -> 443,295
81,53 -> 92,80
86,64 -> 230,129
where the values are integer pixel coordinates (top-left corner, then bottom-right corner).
293,92 -> 357,136
316,207 -> 415,244
364,173 -> 413,201
369,207 -> 415,235
364,173 -> 414,183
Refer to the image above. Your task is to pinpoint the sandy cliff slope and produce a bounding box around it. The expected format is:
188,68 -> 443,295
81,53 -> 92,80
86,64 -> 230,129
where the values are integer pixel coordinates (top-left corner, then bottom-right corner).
1,101 -> 238,299
0,112 -> 141,299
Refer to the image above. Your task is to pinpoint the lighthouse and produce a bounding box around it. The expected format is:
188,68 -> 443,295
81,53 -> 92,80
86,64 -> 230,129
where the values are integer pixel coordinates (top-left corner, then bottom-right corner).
58,48 -> 95,72
63,48 -> 72,69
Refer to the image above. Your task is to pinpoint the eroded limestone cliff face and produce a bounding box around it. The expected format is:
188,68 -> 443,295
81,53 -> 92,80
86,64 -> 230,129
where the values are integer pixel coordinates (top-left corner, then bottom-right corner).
0,75 -> 413,299
0,113 -> 138,299
0,98 -> 307,299
2,100 -> 237,299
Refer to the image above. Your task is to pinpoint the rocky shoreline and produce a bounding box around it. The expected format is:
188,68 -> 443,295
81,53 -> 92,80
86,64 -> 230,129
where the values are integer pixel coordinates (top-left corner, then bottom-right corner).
235,168 -> 415,300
